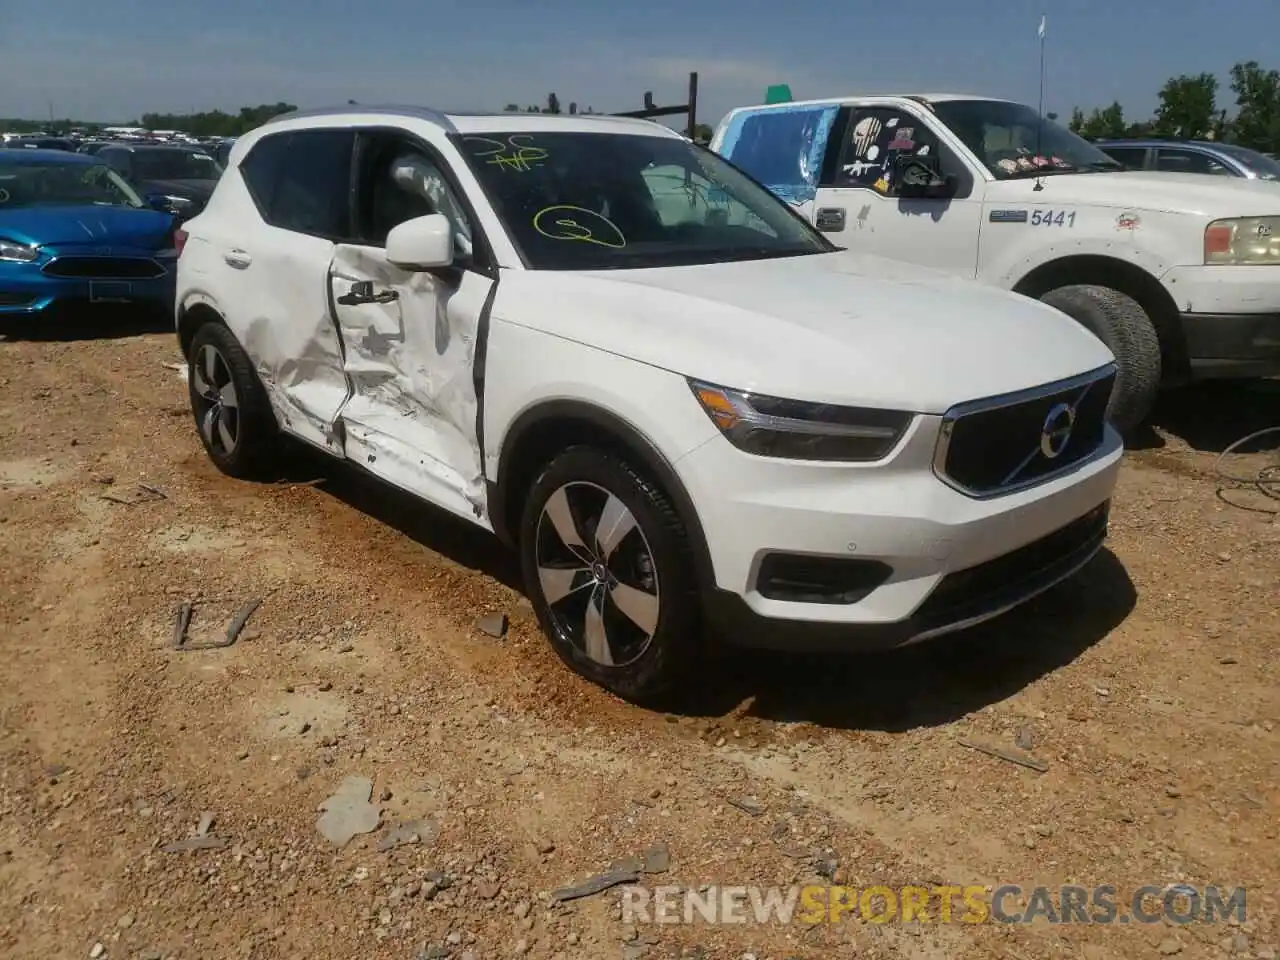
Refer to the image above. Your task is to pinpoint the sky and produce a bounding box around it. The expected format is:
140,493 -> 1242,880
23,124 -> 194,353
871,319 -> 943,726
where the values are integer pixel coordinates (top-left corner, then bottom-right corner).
2,0 -> 1279,127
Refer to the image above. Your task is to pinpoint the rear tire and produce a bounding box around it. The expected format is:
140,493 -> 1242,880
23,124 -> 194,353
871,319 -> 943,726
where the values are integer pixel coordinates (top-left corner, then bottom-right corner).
1040,284 -> 1162,434
518,446 -> 701,704
187,320 -> 279,479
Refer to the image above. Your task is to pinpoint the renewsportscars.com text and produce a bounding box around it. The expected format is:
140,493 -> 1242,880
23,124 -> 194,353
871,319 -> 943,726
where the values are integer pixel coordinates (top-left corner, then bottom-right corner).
621,883 -> 1247,926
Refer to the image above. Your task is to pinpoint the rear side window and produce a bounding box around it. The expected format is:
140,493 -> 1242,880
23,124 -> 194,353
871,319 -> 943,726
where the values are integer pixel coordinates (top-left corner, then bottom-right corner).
239,133 -> 289,215
101,149 -> 130,175
1099,146 -> 1147,169
239,129 -> 354,238
1154,148 -> 1232,176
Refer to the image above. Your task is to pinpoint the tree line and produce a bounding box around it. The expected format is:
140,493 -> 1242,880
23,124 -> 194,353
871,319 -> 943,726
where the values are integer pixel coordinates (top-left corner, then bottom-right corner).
1069,60 -> 1280,151
0,102 -> 299,138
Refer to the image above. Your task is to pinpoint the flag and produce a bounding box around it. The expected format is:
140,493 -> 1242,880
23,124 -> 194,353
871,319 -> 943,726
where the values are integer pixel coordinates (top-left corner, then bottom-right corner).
1038,15 -> 1046,39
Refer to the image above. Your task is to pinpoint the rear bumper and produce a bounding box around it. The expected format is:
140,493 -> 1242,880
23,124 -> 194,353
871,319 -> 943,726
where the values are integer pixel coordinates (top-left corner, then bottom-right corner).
1179,311 -> 1280,378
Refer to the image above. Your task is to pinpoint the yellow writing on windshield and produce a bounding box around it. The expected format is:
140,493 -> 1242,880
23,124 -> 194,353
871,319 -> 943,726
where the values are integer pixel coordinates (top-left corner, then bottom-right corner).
532,205 -> 626,248
464,135 -> 548,172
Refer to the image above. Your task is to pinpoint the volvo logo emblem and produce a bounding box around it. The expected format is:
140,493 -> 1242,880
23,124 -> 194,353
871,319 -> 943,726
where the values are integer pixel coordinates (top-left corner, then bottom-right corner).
1040,402 -> 1076,459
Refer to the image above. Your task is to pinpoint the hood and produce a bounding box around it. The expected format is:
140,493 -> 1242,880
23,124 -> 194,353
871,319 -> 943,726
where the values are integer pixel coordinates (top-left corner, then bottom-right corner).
140,178 -> 216,200
984,170 -> 1280,218
0,204 -> 176,249
496,251 -> 1114,413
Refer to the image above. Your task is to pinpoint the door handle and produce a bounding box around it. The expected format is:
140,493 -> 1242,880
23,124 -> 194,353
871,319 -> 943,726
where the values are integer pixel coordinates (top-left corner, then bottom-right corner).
337,279 -> 399,306
223,249 -> 252,269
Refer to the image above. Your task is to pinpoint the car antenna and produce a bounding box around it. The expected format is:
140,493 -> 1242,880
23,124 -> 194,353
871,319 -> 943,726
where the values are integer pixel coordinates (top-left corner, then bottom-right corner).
1033,13 -> 1047,192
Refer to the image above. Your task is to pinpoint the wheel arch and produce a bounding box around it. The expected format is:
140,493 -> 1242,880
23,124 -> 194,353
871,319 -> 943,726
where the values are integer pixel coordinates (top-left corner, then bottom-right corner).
177,296 -> 227,358
490,400 -> 717,593
1012,254 -> 1188,382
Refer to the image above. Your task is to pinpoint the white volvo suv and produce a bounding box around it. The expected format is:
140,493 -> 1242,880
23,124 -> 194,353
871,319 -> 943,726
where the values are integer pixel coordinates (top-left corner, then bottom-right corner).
174,106 -> 1123,702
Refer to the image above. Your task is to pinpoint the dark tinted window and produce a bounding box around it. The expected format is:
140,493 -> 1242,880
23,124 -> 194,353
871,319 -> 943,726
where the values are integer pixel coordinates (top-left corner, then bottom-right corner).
460,131 -> 830,270
239,133 -> 289,217
100,148 -> 130,174
834,107 -> 943,188
930,99 -> 1122,177
1155,148 -> 1232,176
1099,146 -> 1147,169
131,149 -> 220,181
253,130 -> 354,238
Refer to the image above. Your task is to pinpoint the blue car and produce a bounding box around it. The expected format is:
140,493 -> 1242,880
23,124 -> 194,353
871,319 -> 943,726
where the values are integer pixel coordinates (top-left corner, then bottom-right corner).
0,149 -> 178,318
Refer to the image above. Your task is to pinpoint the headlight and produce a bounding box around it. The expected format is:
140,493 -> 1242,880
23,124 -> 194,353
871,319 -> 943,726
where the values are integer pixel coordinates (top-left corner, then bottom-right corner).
1204,217 -> 1280,265
0,238 -> 38,262
689,380 -> 912,462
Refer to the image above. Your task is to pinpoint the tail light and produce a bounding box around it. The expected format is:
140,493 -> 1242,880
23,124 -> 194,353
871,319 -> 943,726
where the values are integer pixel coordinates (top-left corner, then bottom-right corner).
174,227 -> 189,257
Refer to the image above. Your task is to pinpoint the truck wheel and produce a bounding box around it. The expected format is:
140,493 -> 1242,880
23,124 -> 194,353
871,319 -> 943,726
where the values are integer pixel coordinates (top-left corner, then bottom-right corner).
518,446 -> 702,705
1040,284 -> 1162,434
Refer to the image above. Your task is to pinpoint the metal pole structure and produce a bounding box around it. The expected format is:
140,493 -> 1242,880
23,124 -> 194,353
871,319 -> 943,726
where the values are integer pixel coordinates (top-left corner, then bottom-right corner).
686,72 -> 699,140
613,72 -> 699,138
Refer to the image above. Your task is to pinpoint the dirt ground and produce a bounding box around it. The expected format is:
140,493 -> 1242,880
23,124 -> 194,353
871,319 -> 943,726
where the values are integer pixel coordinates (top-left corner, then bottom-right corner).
0,316 -> 1277,960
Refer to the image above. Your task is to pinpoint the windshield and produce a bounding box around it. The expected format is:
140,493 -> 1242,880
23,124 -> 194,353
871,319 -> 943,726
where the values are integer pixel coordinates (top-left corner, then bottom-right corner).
133,149 -> 222,181
0,160 -> 143,209
930,99 -> 1123,179
1216,144 -> 1280,180
458,130 -> 832,270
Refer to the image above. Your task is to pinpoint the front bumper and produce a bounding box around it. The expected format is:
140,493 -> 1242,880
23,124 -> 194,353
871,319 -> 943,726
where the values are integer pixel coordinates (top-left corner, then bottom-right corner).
0,254 -> 176,317
1163,264 -> 1280,377
676,414 -> 1123,651
1179,311 -> 1280,378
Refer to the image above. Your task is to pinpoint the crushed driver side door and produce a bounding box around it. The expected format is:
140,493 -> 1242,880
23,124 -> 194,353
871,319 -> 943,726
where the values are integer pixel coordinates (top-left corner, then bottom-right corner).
327,246 -> 493,525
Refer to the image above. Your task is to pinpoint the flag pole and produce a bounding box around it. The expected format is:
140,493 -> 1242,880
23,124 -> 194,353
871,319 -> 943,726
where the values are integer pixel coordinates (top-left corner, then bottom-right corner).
1034,14 -> 1047,190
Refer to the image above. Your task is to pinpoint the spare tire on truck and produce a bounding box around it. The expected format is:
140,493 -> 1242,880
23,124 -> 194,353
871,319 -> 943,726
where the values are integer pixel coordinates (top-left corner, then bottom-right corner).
1039,284 -> 1162,435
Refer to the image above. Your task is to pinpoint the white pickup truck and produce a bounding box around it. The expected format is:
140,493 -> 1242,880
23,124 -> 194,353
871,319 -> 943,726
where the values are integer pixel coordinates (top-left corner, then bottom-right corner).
710,93 -> 1280,431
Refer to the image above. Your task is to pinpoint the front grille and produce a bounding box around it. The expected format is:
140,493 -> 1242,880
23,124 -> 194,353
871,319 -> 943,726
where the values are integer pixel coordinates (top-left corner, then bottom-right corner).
914,501 -> 1109,623
935,366 -> 1114,496
42,257 -> 167,279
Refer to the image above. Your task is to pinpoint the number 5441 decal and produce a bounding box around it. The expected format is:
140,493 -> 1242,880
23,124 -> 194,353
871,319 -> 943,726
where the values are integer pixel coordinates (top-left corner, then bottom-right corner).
1031,209 -> 1076,227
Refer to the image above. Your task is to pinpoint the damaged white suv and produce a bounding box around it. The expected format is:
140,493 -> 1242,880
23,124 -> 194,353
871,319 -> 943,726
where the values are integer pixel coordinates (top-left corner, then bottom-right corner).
174,106 -> 1122,702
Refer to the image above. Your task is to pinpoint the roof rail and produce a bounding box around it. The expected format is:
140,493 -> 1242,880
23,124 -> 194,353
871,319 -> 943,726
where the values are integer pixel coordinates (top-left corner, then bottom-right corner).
273,104 -> 458,132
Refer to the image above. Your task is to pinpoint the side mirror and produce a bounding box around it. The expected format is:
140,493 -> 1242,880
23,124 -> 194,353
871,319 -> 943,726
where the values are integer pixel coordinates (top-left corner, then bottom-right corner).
891,154 -> 957,200
386,213 -> 454,270
146,193 -> 193,214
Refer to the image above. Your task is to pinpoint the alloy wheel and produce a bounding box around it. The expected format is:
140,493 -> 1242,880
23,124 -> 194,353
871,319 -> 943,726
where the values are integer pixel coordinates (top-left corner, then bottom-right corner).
534,481 -> 661,667
191,343 -> 239,457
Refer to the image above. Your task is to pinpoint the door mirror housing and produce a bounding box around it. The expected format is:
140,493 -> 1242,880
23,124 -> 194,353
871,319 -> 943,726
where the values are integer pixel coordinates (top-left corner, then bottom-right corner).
386,213 -> 454,270
891,154 -> 957,200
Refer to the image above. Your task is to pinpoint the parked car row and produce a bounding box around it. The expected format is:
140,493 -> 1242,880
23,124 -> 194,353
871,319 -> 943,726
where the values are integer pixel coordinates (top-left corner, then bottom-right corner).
5,131 -> 231,218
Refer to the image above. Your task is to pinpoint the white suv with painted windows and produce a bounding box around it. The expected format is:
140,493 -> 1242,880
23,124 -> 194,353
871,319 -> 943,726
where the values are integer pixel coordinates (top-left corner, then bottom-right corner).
713,94 -> 1280,432
174,106 -> 1121,702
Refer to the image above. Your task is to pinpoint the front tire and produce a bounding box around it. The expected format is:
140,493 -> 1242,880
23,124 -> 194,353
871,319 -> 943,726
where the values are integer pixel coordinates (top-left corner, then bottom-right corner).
1039,284 -> 1162,434
187,320 -> 279,479
518,447 -> 701,704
